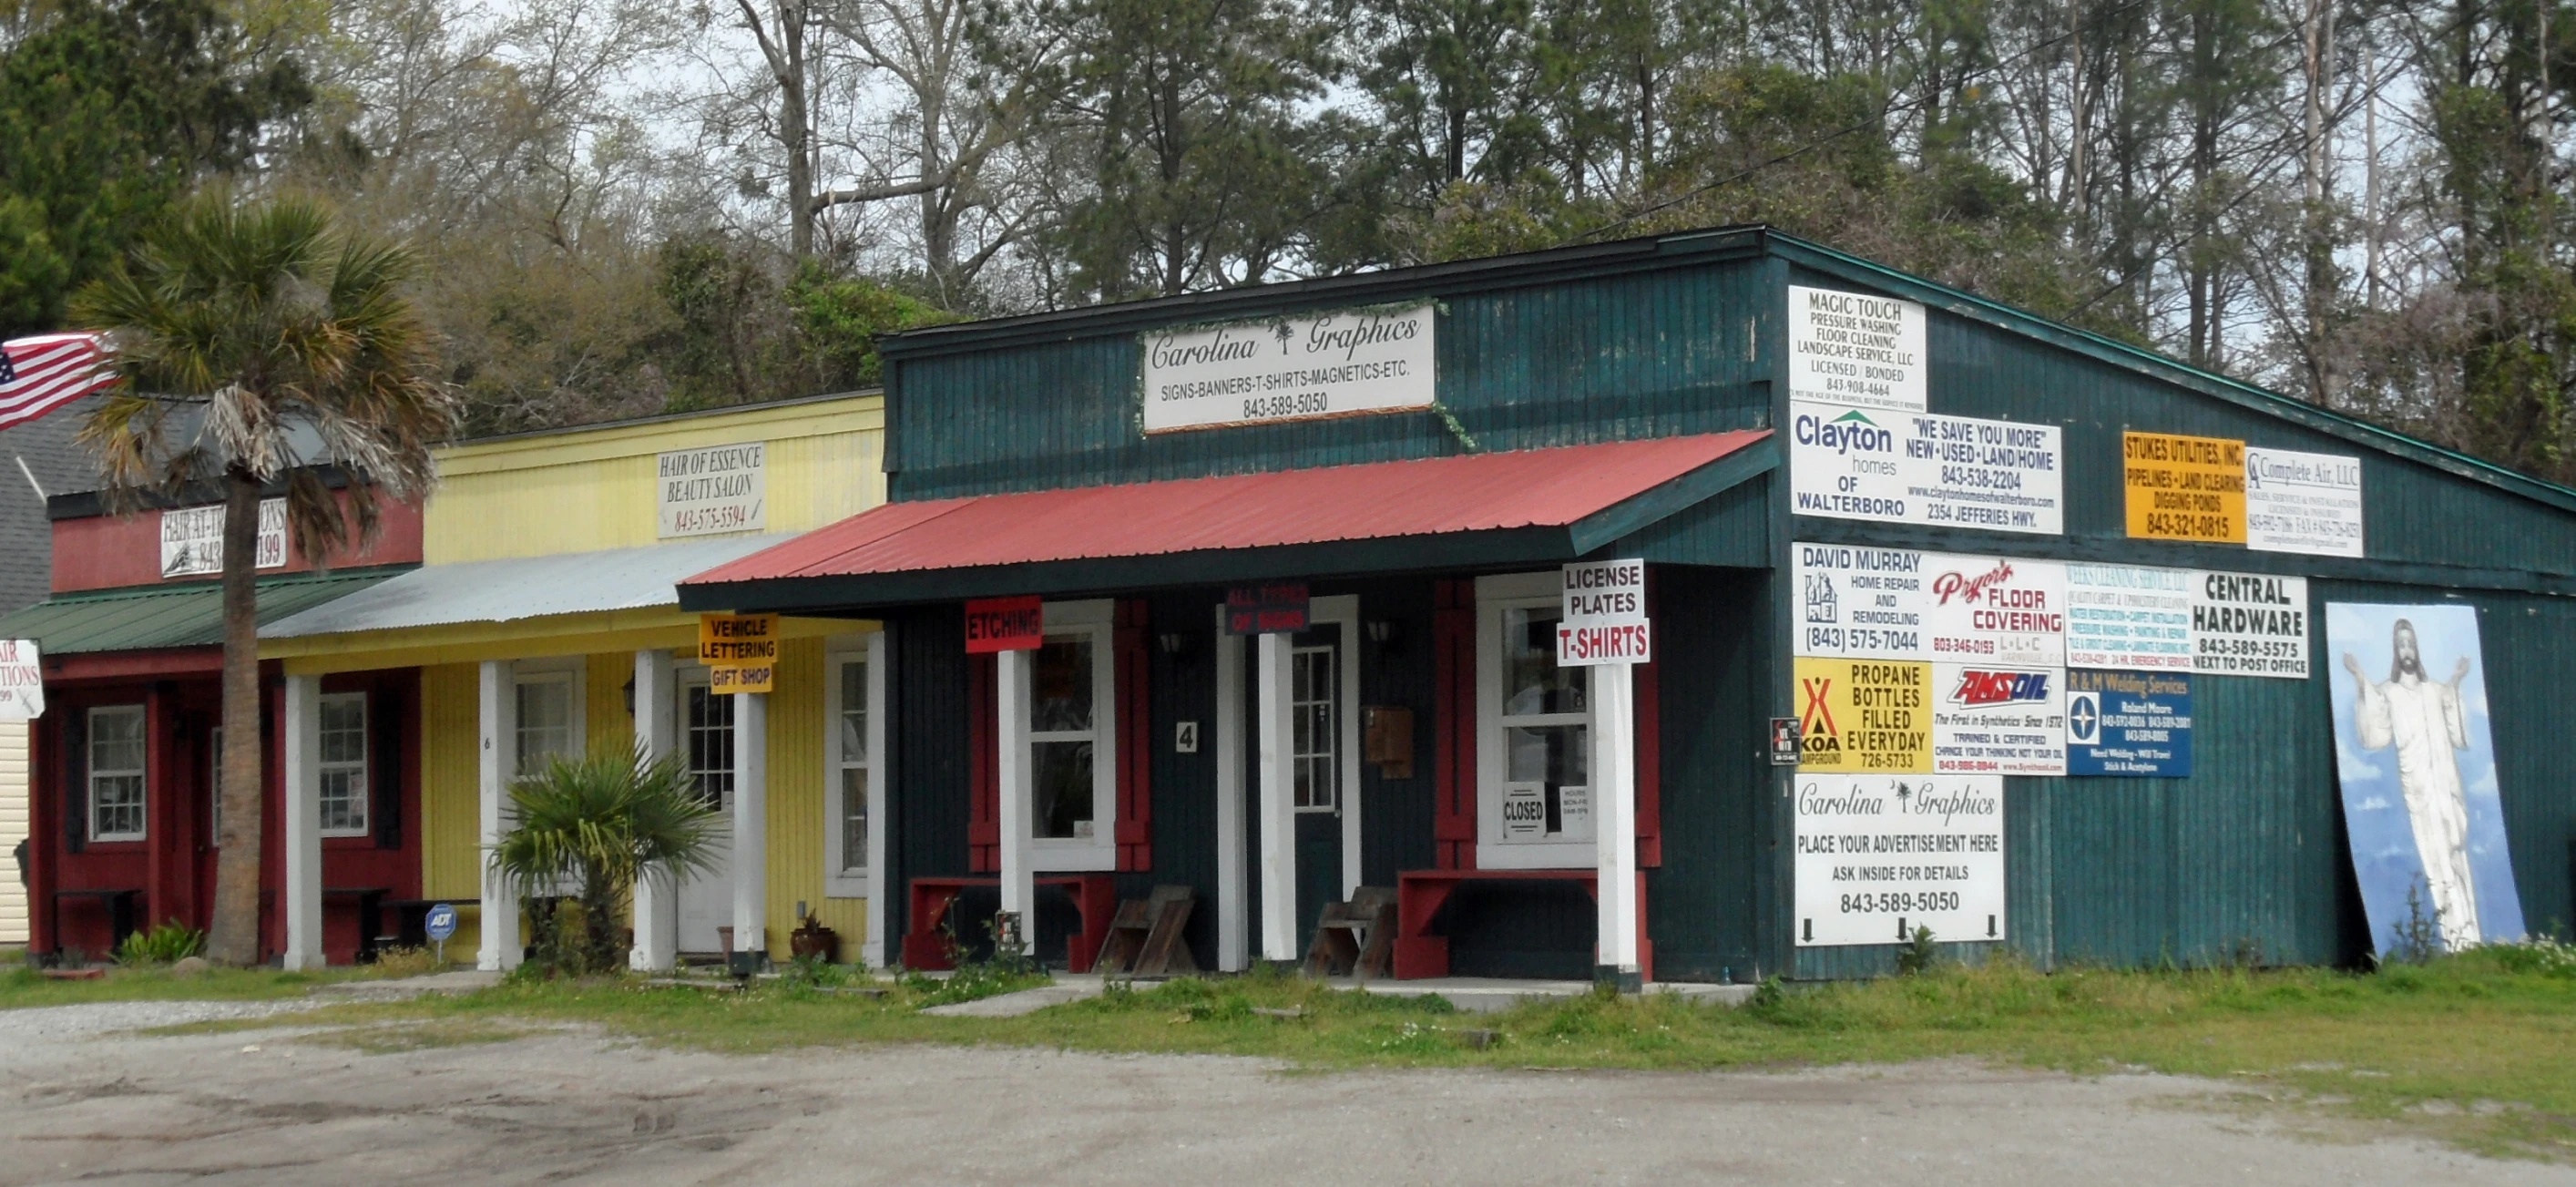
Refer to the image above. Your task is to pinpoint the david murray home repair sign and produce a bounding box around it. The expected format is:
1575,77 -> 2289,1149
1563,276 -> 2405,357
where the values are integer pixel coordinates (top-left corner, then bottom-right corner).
1141,303 -> 1435,433
659,442 -> 766,537
1794,773 -> 2005,947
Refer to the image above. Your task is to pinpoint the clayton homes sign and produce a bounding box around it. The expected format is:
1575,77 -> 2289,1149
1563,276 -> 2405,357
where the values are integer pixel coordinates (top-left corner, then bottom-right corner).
1140,303 -> 1436,433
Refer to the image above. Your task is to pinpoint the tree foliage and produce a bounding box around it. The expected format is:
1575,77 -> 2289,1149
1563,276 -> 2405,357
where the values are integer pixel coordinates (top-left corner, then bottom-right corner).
488,747 -> 724,977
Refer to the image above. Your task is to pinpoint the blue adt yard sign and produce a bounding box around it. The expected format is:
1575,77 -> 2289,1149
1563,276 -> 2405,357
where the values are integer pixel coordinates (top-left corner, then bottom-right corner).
424,902 -> 458,965
2067,671 -> 2193,777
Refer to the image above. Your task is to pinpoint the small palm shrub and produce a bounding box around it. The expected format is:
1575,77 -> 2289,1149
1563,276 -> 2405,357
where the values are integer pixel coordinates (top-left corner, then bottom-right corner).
490,745 -> 722,976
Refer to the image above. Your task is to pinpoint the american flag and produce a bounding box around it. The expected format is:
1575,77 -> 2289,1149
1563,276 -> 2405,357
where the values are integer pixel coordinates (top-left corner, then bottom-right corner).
0,332 -> 117,431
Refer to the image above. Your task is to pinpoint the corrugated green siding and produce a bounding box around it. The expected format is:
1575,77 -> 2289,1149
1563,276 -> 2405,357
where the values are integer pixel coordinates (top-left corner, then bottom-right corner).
1648,566 -> 1772,982
0,568 -> 408,655
889,263 -> 1777,501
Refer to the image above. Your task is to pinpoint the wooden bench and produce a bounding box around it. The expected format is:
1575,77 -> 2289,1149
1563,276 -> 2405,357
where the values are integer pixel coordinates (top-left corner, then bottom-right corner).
904,875 -> 1117,972
325,886 -> 393,963
1392,869 -> 1652,981
1094,885 -> 1199,977
49,887 -> 141,956
1303,885 -> 1397,981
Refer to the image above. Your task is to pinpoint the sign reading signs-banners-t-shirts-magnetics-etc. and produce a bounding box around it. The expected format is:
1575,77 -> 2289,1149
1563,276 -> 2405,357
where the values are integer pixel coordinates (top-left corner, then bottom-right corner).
0,639 -> 41,720
1224,583 -> 1311,635
1557,558 -> 1650,666
965,596 -> 1044,653
1789,404 -> 2065,535
659,442 -> 767,537
2191,570 -> 2309,677
2063,563 -> 2196,670
160,498 -> 286,578
1786,286 -> 1927,414
1141,304 -> 1436,434
2243,446 -> 2365,558
1931,663 -> 2066,775
1794,657 -> 1931,773
2123,432 -> 2246,543
2066,670 -> 2193,776
1794,773 -> 2005,947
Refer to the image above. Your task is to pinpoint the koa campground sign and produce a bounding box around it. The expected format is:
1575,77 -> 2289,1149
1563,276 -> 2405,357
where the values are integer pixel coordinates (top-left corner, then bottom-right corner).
1141,304 -> 1435,433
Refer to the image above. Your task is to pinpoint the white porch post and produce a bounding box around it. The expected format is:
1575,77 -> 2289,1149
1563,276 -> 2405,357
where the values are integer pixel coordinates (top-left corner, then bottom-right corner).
1592,664 -> 1642,987
280,674 -> 324,970
1213,621 -> 1247,971
629,649 -> 676,972
476,660 -> 521,971
995,647 -> 1034,927
731,690 -> 769,968
1255,631 -> 1296,965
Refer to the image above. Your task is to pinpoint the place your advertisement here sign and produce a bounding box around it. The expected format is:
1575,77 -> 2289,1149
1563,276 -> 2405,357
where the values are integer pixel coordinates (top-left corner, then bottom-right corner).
1786,286 -> 1927,414
1789,404 -> 2064,535
0,639 -> 42,720
1557,558 -> 1649,667
659,442 -> 767,538
160,498 -> 286,578
1142,304 -> 1436,434
1794,773 -> 2006,947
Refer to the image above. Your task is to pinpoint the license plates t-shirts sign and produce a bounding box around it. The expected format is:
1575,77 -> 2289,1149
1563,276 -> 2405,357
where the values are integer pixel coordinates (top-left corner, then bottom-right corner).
1790,404 -> 2065,535
1557,558 -> 1649,666
1794,544 -> 2065,667
1794,773 -> 2006,947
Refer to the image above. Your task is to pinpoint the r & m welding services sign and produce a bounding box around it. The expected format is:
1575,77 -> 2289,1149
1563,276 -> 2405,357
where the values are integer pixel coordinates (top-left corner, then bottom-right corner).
1794,657 -> 1931,773
2123,432 -> 2246,543
2066,670 -> 2193,776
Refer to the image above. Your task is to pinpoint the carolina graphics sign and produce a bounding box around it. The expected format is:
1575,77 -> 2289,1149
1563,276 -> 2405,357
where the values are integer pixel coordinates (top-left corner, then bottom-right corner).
1931,663 -> 2066,775
2063,563 -> 2196,670
159,498 -> 286,578
2123,432 -> 2246,543
1786,286 -> 1927,414
1789,404 -> 2063,534
1794,773 -> 2006,947
1794,544 -> 2064,667
1141,304 -> 1435,433
2192,571 -> 2309,678
1794,657 -> 1931,773
659,442 -> 767,537
0,639 -> 41,720
965,596 -> 1044,652
2244,446 -> 2365,558
2066,670 -> 2193,776
1556,558 -> 1650,666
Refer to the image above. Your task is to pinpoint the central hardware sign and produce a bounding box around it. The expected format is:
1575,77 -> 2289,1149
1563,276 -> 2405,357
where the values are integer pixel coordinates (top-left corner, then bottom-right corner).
1141,304 -> 1435,434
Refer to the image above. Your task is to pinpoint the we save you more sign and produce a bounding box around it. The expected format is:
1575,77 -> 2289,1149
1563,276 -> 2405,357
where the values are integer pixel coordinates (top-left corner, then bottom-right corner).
1558,558 -> 1650,666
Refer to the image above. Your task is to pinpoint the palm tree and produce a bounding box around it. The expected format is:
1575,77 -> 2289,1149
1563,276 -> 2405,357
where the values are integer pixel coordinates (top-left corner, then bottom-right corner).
490,747 -> 724,975
70,193 -> 456,966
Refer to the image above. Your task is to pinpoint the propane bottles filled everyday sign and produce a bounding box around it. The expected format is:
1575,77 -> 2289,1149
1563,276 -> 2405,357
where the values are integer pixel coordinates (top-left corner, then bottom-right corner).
1794,773 -> 2006,947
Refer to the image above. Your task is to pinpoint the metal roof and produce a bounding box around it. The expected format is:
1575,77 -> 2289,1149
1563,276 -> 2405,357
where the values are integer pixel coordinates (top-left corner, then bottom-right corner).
684,432 -> 1769,605
260,535 -> 796,639
0,567 -> 408,655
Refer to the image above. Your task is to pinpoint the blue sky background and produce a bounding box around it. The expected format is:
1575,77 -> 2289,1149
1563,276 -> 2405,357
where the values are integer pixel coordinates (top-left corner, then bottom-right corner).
2324,602 -> 2527,953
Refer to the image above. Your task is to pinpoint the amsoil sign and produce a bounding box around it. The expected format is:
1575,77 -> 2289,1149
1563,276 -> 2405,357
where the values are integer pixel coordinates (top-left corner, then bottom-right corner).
658,443 -> 767,537
1141,304 -> 1435,433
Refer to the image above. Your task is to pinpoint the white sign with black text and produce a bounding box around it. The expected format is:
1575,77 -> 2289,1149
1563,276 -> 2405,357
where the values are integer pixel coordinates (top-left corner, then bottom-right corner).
2191,570 -> 2310,678
1794,545 -> 2064,667
1931,663 -> 2067,775
2244,446 -> 2366,558
1794,773 -> 2007,947
1789,404 -> 2064,535
658,442 -> 768,538
2064,563 -> 2197,670
0,639 -> 42,720
1787,286 -> 1927,414
1557,558 -> 1650,666
1141,304 -> 1436,433
159,498 -> 286,578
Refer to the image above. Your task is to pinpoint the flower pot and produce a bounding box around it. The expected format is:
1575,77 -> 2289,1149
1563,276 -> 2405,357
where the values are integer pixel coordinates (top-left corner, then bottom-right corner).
790,924 -> 838,962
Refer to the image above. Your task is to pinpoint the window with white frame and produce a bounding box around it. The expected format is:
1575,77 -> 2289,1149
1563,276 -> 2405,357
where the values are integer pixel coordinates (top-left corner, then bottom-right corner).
1476,573 -> 1593,869
317,692 -> 370,835
514,669 -> 579,774
1027,601 -> 1117,870
1292,644 -> 1337,812
823,637 -> 884,897
88,705 -> 147,841
680,670 -> 734,811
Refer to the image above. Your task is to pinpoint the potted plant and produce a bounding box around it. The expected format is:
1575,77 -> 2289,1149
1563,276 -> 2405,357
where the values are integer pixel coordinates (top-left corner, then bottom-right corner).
790,909 -> 839,962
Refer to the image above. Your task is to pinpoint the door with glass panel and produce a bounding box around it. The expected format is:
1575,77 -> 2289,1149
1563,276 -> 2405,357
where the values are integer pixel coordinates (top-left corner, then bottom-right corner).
1289,624 -> 1345,943
672,669 -> 735,955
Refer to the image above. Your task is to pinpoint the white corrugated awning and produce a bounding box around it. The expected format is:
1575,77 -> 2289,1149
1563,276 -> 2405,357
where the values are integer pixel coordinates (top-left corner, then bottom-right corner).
260,536 -> 792,639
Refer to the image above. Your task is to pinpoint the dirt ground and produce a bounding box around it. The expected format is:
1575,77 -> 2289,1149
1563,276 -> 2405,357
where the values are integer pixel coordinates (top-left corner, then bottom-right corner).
0,1003 -> 2566,1186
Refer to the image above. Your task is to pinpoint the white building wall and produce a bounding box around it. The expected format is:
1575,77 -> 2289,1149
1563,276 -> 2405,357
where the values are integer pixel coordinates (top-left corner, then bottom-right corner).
0,718 -> 27,945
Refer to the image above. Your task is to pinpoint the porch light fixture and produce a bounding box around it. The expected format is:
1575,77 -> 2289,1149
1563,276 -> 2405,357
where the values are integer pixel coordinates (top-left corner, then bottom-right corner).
1365,619 -> 1397,648
621,676 -> 636,714
1158,631 -> 1191,660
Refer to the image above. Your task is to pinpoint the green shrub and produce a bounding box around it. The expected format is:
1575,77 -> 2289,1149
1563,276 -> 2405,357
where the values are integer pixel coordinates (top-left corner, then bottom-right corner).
115,921 -> 205,965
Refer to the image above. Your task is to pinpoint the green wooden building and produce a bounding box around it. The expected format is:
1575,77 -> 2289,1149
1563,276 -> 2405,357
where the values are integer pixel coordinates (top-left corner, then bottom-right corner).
682,227 -> 2576,983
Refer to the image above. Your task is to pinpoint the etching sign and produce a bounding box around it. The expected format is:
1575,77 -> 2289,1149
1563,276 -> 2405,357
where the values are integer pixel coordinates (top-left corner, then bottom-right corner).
159,498 -> 286,578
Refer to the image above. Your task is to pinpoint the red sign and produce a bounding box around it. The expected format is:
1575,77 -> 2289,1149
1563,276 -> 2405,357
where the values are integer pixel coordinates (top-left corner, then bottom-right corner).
965,596 -> 1044,653
1556,621 -> 1652,666
1224,582 -> 1310,636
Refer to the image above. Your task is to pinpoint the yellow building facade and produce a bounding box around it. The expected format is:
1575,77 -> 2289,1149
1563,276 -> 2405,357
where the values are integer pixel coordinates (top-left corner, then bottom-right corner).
261,394 -> 887,969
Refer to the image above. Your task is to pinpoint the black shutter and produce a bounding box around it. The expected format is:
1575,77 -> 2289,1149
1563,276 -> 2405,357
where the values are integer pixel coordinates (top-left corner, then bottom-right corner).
373,688 -> 403,850
61,710 -> 85,853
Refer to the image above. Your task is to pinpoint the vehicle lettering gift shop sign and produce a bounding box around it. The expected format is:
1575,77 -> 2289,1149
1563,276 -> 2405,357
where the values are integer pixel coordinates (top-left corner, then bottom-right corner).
1141,303 -> 1436,433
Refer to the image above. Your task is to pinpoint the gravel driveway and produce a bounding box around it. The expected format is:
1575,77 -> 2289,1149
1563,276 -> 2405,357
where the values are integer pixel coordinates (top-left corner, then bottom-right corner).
0,1000 -> 2564,1186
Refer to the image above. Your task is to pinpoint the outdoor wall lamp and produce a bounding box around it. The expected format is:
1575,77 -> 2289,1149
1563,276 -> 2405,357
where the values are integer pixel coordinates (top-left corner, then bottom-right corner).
1159,631 -> 1191,660
1366,619 -> 1398,648
621,676 -> 636,715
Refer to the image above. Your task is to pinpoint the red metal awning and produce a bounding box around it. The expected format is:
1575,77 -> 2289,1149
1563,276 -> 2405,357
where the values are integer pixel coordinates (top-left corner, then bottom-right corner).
682,431 -> 1773,609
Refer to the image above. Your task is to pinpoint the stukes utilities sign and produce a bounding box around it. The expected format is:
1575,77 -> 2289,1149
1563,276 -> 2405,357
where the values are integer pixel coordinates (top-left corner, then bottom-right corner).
1558,558 -> 1650,667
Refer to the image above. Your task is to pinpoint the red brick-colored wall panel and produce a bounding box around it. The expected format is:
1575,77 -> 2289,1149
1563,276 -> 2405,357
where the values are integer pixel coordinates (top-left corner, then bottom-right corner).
51,490 -> 424,593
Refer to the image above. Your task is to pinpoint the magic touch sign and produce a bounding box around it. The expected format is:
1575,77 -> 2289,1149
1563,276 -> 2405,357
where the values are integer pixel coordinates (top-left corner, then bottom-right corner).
1141,304 -> 1435,433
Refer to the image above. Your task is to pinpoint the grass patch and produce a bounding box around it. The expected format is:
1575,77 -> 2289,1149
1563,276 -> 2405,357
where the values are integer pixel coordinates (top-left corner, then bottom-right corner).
0,964 -> 380,1008
303,1018 -> 540,1054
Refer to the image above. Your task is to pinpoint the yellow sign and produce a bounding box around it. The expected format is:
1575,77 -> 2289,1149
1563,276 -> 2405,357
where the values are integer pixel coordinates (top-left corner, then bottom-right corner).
709,663 -> 773,695
2123,432 -> 2246,543
699,613 -> 781,667
1794,657 -> 1931,773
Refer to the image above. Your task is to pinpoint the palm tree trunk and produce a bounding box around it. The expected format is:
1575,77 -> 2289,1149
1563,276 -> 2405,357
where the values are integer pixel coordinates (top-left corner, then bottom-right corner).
206,468 -> 266,965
